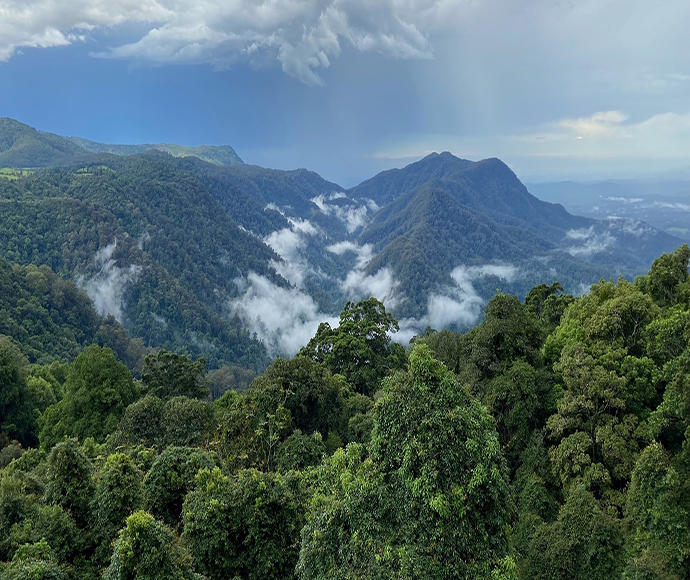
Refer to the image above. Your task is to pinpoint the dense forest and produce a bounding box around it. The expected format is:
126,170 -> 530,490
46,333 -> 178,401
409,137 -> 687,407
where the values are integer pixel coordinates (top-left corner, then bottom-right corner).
1,245 -> 689,579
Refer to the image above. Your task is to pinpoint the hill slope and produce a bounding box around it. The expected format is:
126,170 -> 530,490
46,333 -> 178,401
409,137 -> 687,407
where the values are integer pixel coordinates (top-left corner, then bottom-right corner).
351,153 -> 682,322
68,136 -> 244,166
0,118 -> 87,167
0,256 -> 145,369
0,153 -> 288,369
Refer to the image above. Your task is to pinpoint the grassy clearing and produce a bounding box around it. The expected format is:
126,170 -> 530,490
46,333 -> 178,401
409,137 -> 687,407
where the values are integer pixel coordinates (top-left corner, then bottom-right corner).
0,167 -> 34,180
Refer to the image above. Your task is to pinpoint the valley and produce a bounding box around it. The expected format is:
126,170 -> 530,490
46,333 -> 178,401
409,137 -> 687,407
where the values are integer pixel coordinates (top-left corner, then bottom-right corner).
0,117 -> 683,369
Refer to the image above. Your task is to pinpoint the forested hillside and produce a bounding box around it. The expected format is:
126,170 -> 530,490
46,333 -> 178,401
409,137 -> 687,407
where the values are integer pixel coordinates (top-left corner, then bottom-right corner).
1,247 -> 689,579
0,154 -> 287,370
0,118 -> 684,362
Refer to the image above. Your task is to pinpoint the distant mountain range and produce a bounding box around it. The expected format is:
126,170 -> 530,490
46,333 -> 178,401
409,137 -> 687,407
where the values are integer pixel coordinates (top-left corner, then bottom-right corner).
528,179 -> 690,241
0,117 -> 243,167
0,117 -> 684,368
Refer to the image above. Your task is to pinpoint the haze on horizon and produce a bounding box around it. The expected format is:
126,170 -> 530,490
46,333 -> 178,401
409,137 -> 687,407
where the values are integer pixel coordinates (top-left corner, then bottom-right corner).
1,0 -> 689,187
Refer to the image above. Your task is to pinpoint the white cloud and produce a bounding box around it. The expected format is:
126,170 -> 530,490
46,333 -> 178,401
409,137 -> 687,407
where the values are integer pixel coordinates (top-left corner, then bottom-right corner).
264,217 -> 319,287
0,0 -> 439,85
395,263 -> 519,343
78,240 -> 142,321
230,272 -> 338,357
565,226 -> 615,256
311,193 -> 373,232
343,267 -> 401,308
605,217 -> 655,238
605,197 -> 644,204
653,201 -> 690,211
326,241 -> 374,268
0,0 -> 171,61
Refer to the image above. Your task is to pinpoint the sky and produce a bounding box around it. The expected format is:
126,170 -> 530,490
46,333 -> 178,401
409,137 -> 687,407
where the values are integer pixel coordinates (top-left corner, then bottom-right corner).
1,0 -> 689,187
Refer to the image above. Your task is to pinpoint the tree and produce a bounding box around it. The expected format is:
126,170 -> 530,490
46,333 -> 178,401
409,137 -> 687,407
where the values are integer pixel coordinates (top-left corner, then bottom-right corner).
0,337 -> 35,446
525,282 -> 574,333
643,244 -> 690,307
143,447 -> 217,528
299,298 -> 406,396
298,344 -> 515,580
142,350 -> 209,401
3,540 -> 67,580
160,397 -> 216,448
525,486 -> 624,580
108,395 -> 164,450
44,439 -> 94,528
276,430 -> 326,472
39,346 -> 138,447
93,453 -> 144,564
625,443 -> 690,578
249,356 -> 349,440
183,467 -> 306,580
468,293 -> 545,381
104,511 -> 201,580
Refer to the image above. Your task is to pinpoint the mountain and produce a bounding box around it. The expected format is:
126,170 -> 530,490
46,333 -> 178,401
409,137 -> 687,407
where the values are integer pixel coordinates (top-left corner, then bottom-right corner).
0,117 -> 685,359
0,118 -> 88,167
68,136 -> 244,166
0,256 -> 145,369
351,153 -> 683,321
527,179 -> 690,240
0,117 -> 243,168
0,153 -> 287,370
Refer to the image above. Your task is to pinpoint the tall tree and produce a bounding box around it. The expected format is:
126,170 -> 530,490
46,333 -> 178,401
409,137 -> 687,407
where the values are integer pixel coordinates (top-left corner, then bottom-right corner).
299,298 -> 406,396
298,344 -> 516,580
39,346 -> 138,447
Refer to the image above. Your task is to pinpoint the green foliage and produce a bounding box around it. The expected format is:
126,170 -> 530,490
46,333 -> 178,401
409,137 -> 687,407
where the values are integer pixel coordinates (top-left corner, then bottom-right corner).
0,338 -> 35,446
625,443 -> 690,578
40,346 -> 138,447
104,511 -> 201,580
2,245 -> 690,579
0,153 -> 280,371
299,298 -> 406,396
249,356 -> 349,440
0,257 -> 144,368
4,539 -> 67,580
276,430 -> 326,472
206,364 -> 255,399
93,453 -> 144,563
183,467 -> 307,580
142,350 -> 210,400
160,397 -> 217,448
109,395 -> 165,450
44,439 -> 94,528
525,486 -> 625,580
0,117 -> 86,167
643,244 -> 690,307
143,447 -> 217,528
467,293 -> 545,381
298,344 -> 515,580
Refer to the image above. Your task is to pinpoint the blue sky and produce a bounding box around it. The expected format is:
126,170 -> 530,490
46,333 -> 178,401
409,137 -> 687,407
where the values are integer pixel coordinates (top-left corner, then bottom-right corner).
1,0 -> 689,187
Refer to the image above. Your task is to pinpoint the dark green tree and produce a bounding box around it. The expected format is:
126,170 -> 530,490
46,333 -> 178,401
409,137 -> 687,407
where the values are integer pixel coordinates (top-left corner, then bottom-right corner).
525,486 -> 624,580
44,439 -> 94,528
3,539 -> 67,580
108,395 -> 164,450
104,511 -> 201,580
143,447 -> 217,528
142,350 -> 209,401
298,344 -> 516,580
93,453 -> 144,564
39,346 -> 138,447
0,338 -> 35,446
183,467 -> 306,580
299,298 -> 406,396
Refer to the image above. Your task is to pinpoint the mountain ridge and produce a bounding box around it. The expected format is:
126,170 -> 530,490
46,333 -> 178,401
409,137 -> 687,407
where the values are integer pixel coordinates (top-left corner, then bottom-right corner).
0,118 -> 685,362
